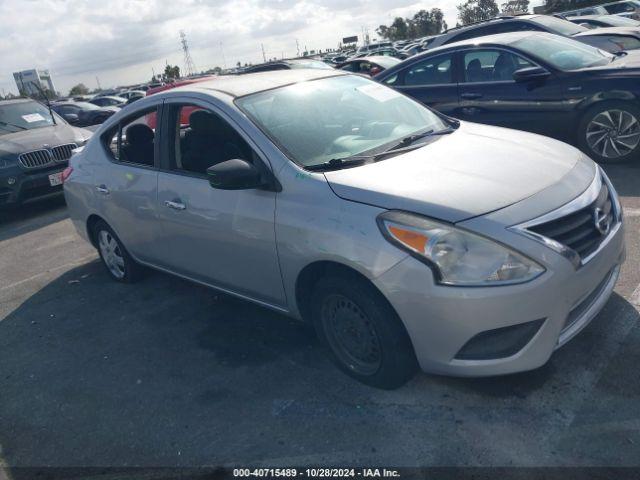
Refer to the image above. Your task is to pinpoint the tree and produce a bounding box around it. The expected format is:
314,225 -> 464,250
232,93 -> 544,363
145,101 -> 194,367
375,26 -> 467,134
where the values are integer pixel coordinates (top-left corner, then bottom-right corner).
376,8 -> 448,41
501,0 -> 529,14
68,83 -> 89,97
163,64 -> 180,80
457,0 -> 500,25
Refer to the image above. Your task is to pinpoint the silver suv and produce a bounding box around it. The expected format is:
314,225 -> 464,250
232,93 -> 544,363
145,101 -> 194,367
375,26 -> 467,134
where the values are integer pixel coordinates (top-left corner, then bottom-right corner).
64,70 -> 625,389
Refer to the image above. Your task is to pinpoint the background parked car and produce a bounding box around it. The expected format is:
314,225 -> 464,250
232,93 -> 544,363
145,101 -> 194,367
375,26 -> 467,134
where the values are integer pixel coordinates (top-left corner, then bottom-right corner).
601,0 -> 640,19
573,24 -> 640,50
426,15 -> 638,53
352,47 -> 407,59
241,59 -> 334,73
567,14 -> 640,28
375,31 -> 640,163
118,90 -> 146,102
51,101 -> 119,127
89,96 -> 127,107
0,98 -> 91,207
337,56 -> 401,76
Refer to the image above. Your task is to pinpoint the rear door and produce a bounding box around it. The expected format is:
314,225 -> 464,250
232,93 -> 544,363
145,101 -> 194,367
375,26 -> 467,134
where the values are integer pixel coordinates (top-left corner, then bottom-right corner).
93,105 -> 163,264
456,47 -> 568,138
380,52 -> 459,115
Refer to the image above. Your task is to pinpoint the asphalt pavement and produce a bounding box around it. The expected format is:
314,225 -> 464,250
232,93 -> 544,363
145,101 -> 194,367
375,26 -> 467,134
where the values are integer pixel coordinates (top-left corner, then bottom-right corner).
0,164 -> 639,469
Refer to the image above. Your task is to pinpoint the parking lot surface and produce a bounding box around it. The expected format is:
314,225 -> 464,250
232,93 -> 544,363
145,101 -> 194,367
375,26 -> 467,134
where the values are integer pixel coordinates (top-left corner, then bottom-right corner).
0,164 -> 639,468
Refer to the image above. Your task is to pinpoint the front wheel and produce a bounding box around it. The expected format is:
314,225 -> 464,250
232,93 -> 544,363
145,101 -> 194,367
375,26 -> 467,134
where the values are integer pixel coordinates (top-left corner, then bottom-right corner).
311,274 -> 418,389
578,102 -> 640,163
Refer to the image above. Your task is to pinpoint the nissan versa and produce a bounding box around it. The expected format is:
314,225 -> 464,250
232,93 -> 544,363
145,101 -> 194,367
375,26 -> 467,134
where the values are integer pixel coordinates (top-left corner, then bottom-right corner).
63,70 -> 625,389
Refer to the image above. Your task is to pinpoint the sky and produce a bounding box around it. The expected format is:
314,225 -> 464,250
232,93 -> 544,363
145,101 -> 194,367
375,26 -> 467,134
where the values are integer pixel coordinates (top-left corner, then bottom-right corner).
0,0 -> 544,96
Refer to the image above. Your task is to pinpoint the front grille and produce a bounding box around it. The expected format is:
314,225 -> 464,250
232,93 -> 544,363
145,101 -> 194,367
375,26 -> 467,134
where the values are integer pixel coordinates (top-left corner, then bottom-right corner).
527,181 -> 614,261
18,143 -> 77,170
18,149 -> 53,169
51,143 -> 77,162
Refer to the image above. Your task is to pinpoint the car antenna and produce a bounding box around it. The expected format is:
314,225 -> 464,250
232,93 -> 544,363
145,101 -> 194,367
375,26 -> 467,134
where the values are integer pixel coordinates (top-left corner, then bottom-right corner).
29,81 -> 57,125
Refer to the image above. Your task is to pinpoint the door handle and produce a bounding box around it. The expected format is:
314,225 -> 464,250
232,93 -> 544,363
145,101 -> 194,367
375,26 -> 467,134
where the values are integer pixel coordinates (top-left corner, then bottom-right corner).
96,185 -> 110,195
461,93 -> 483,100
164,200 -> 186,211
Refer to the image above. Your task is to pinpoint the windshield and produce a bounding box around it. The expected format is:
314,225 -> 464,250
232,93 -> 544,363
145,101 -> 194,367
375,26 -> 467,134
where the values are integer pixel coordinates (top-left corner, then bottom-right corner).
530,15 -> 588,35
0,100 -> 57,136
513,33 -> 612,70
236,75 -> 449,168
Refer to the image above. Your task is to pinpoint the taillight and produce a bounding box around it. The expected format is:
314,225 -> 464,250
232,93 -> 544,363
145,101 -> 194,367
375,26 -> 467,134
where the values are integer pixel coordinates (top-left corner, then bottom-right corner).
62,166 -> 73,183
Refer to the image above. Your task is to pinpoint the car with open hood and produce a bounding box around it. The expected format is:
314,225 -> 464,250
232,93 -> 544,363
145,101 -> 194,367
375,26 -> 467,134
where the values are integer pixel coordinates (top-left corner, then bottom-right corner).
63,70 -> 624,389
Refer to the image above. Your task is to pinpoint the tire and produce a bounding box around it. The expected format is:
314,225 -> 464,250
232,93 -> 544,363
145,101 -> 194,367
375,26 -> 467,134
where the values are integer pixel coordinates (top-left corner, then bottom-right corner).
93,220 -> 143,283
311,273 -> 418,389
578,101 -> 640,163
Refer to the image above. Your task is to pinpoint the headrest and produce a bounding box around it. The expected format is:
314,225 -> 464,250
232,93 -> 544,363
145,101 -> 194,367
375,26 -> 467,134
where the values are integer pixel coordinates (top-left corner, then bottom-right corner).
189,110 -> 224,134
126,124 -> 154,145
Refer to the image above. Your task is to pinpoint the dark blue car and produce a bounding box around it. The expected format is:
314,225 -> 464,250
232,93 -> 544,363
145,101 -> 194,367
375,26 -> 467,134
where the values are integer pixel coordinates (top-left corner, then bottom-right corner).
375,31 -> 640,163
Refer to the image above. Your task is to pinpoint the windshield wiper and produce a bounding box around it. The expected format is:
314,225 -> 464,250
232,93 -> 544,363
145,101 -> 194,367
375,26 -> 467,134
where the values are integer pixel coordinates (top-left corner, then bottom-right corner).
305,128 -> 457,171
306,156 -> 371,171
0,121 -> 27,131
386,127 -> 456,151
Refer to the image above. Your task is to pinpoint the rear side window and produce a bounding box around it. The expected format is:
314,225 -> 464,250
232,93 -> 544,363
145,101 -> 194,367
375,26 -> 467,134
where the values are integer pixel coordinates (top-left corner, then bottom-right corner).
401,54 -> 454,86
105,108 -> 158,167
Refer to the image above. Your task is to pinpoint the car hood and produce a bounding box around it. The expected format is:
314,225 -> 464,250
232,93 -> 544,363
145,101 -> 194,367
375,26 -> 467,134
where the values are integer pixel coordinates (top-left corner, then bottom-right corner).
324,122 -> 585,223
0,123 -> 91,157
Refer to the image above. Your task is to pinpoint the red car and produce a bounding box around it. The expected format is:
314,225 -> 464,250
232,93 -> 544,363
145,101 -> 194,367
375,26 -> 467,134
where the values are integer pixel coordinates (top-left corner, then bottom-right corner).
145,76 -> 217,129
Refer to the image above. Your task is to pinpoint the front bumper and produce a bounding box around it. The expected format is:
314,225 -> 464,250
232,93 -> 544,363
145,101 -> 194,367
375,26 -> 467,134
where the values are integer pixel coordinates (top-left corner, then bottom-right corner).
0,163 -> 66,206
374,216 -> 625,377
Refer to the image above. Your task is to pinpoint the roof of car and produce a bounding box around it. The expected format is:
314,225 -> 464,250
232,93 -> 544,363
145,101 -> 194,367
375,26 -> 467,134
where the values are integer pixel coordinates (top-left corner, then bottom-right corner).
421,31 -> 540,56
0,98 -> 34,105
175,69 -> 347,98
351,56 -> 402,67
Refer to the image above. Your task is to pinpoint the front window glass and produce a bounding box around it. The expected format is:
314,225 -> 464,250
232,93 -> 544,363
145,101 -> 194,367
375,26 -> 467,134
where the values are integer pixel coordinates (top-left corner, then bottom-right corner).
513,33 -> 612,69
530,15 -> 588,35
463,50 -> 533,82
0,100 -> 58,135
236,75 -> 448,168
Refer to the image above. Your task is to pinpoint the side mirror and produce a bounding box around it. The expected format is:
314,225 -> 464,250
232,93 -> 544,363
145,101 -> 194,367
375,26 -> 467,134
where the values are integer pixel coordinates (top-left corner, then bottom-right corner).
207,159 -> 266,190
63,113 -> 79,124
513,66 -> 551,83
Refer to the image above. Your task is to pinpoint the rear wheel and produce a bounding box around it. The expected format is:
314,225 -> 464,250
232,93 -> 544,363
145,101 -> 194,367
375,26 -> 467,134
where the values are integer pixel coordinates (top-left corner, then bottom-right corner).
578,102 -> 640,163
93,220 -> 142,283
311,274 -> 418,389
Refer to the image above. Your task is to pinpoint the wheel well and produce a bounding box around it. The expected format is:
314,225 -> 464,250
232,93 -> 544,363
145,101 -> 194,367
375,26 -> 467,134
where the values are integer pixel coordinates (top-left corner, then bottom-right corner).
86,214 -> 104,248
295,261 -> 379,322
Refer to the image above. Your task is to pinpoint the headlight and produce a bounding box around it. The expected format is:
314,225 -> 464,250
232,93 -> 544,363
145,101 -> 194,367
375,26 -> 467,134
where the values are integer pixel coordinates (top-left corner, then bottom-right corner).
377,211 -> 545,286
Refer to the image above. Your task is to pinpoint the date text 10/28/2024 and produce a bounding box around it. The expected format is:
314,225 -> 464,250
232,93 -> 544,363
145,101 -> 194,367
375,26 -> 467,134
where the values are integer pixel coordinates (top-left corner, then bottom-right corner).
233,468 -> 401,478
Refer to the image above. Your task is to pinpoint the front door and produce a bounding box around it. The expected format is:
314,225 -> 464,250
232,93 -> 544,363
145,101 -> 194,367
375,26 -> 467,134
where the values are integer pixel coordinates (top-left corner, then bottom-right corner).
155,99 -> 286,307
455,48 -> 567,139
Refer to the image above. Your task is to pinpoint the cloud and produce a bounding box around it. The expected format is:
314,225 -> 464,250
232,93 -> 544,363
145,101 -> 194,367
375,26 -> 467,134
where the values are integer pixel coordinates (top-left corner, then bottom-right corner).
0,0 -> 463,95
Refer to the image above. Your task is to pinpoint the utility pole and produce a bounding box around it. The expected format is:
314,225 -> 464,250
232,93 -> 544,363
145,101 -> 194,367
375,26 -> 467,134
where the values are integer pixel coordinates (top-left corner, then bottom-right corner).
261,43 -> 267,63
296,39 -> 300,57
151,67 -> 156,81
180,30 -> 197,77
95,76 -> 102,90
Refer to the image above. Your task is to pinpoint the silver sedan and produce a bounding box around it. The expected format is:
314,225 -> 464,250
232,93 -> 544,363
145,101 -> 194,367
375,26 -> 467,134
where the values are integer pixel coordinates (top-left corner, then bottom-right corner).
63,70 -> 625,389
